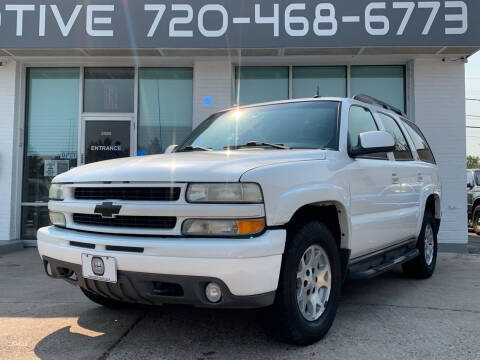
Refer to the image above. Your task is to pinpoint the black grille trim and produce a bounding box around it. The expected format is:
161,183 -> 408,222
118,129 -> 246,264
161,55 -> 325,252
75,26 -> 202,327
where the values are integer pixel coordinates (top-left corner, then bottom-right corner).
73,214 -> 177,229
70,241 -> 95,249
74,187 -> 181,201
106,245 -> 144,253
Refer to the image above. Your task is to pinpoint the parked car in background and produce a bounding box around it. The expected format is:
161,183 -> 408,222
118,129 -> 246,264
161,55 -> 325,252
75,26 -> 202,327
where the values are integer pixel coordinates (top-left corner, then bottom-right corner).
37,95 -> 441,345
467,169 -> 480,233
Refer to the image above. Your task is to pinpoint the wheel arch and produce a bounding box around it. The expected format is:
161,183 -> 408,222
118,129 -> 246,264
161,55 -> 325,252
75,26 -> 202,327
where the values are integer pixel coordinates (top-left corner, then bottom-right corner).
284,202 -> 350,251
472,197 -> 480,215
425,193 -> 441,219
423,192 -> 441,235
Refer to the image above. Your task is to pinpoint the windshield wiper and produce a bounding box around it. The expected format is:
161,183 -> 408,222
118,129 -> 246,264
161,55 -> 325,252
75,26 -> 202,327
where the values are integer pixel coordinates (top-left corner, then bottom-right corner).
177,145 -> 212,152
225,141 -> 290,150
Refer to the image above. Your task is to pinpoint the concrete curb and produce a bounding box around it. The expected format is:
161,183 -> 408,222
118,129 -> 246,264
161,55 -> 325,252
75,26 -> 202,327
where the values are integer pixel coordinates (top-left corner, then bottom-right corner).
0,241 -> 24,255
438,243 -> 468,253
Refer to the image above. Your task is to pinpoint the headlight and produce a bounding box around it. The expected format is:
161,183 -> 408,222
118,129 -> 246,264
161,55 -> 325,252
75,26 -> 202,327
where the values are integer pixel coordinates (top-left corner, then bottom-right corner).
186,183 -> 263,203
49,211 -> 66,227
49,184 -> 65,201
182,218 -> 265,236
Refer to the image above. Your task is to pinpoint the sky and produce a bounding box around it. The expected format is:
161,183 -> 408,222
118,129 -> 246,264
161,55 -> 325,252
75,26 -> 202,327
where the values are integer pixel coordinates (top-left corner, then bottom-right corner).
466,52 -> 480,157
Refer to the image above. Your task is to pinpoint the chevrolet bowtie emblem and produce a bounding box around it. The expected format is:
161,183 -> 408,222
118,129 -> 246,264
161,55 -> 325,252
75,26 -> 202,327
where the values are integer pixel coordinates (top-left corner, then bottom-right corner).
94,202 -> 122,218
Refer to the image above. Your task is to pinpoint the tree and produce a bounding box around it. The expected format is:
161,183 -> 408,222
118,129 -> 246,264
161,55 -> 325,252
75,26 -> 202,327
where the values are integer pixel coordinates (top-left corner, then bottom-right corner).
467,155 -> 480,169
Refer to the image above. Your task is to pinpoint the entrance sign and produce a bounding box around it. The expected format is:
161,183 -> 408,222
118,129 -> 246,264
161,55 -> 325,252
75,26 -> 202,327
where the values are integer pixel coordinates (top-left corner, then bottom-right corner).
84,120 -> 131,164
0,0 -> 478,48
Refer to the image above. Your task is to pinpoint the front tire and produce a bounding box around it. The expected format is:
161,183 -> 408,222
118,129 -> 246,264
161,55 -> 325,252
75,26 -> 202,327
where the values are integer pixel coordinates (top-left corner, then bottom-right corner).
271,221 -> 342,345
402,211 -> 438,279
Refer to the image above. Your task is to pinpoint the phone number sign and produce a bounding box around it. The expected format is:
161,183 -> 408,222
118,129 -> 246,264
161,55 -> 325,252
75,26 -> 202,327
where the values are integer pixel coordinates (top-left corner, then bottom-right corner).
0,0 -> 477,48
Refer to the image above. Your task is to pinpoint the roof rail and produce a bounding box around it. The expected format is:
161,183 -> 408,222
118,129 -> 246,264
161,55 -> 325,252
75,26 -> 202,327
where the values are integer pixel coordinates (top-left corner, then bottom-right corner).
352,94 -> 406,117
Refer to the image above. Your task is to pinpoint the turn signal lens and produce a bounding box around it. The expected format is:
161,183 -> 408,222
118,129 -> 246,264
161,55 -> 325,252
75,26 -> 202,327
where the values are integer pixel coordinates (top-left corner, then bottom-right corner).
237,219 -> 266,235
182,218 -> 265,236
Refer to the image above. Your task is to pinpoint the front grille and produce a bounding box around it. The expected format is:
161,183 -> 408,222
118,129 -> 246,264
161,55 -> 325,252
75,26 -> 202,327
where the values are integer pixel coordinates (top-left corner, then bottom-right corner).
73,214 -> 177,229
74,187 -> 181,201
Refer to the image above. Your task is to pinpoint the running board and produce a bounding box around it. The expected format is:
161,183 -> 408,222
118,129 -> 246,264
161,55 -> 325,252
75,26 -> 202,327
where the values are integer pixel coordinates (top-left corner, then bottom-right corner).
347,248 -> 419,280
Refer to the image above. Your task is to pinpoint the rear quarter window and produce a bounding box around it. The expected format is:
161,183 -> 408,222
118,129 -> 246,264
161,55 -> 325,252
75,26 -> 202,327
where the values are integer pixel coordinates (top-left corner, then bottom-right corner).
401,119 -> 436,164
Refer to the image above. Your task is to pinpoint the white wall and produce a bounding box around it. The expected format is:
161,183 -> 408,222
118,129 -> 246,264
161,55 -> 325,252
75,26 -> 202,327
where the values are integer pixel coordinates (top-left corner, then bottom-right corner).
0,61 -> 18,241
192,59 -> 233,128
411,59 -> 467,247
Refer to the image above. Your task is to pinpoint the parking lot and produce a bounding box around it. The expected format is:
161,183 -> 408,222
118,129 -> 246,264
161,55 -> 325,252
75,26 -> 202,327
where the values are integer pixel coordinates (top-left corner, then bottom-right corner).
1,246 -> 479,360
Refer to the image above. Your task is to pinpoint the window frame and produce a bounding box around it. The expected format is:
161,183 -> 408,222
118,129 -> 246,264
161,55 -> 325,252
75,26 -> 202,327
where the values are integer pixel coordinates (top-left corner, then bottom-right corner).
376,111 -> 414,162
347,104 -> 388,161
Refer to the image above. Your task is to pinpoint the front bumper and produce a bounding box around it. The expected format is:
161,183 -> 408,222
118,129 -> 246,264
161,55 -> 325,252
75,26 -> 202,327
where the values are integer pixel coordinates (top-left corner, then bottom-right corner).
37,226 -> 286,306
44,256 -> 275,308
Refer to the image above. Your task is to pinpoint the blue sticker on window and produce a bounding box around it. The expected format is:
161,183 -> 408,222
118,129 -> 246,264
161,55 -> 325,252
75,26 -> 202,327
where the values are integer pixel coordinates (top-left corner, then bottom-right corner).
137,150 -> 147,156
203,96 -> 213,105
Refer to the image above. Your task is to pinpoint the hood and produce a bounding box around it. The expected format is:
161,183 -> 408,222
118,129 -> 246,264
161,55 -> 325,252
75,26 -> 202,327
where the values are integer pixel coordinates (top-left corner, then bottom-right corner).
53,150 -> 327,183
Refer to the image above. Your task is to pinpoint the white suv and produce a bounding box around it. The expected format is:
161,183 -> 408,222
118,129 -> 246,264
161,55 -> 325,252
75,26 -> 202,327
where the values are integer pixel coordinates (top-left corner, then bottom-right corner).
38,95 -> 441,345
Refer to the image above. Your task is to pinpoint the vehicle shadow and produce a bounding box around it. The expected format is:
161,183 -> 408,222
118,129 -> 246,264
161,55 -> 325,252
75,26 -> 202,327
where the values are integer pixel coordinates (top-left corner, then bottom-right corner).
32,271 -> 407,360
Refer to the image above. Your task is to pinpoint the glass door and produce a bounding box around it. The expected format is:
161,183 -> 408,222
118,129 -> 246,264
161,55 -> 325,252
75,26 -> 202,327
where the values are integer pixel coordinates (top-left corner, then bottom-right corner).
80,116 -> 134,165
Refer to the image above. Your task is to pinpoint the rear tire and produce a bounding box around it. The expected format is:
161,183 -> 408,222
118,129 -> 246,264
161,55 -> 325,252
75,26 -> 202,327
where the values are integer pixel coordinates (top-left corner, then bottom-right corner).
270,221 -> 342,345
402,211 -> 437,279
80,287 -> 132,308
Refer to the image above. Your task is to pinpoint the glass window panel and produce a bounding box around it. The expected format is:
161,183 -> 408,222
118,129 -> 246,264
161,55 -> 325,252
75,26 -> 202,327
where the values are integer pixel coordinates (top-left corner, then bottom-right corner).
138,68 -> 193,155
177,101 -> 340,151
378,113 -> 413,161
84,67 -> 134,113
351,66 -> 405,112
22,67 -> 79,203
85,120 -> 131,164
401,119 -> 436,164
293,66 -> 347,98
348,106 -> 387,160
235,67 -> 288,106
475,171 -> 480,186
21,206 -> 50,240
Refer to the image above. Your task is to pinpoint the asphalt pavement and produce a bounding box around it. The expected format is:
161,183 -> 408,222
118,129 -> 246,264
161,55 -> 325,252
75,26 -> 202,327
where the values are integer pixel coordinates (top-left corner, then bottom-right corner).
1,248 -> 479,360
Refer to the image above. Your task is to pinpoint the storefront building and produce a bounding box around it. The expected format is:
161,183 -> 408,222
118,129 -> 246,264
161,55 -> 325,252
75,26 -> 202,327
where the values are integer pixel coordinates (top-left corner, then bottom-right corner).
0,0 -> 479,251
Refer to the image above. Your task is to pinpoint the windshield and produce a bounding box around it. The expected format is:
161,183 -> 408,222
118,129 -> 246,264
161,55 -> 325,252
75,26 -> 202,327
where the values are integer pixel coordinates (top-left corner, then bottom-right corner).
177,101 -> 340,151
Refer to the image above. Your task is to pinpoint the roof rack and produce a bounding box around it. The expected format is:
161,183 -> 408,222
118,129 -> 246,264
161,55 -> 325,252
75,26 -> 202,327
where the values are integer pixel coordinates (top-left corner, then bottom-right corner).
352,94 -> 406,117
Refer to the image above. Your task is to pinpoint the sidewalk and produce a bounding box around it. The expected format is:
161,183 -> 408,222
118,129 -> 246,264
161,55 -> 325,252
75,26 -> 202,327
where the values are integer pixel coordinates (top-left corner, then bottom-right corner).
1,248 -> 479,360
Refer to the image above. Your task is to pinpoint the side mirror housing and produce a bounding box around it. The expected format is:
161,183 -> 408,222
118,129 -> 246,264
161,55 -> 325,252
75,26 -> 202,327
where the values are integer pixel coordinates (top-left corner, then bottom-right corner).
468,182 -> 474,189
164,144 -> 178,154
349,131 -> 395,157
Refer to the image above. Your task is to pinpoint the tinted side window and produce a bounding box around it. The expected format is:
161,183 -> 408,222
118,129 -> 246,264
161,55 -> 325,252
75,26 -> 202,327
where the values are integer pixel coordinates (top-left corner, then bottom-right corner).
401,120 -> 436,164
348,106 -> 387,159
378,113 -> 413,161
467,171 -> 474,186
475,171 -> 480,186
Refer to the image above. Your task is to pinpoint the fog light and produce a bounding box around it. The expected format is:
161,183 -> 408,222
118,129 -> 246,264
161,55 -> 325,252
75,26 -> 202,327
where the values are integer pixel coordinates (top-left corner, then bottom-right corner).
205,282 -> 222,303
49,211 -> 66,227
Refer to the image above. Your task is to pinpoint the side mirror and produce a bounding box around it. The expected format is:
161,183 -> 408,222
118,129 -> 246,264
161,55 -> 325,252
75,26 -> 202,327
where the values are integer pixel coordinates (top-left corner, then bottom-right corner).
349,131 -> 395,157
164,144 -> 178,154
468,182 -> 474,189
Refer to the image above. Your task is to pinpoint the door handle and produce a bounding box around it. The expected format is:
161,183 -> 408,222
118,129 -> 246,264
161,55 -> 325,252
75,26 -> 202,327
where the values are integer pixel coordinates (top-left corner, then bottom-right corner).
417,172 -> 424,182
392,173 -> 400,184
